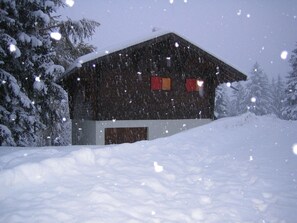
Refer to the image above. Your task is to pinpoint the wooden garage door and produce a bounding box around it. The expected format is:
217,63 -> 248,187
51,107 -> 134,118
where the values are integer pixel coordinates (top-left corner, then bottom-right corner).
105,127 -> 148,145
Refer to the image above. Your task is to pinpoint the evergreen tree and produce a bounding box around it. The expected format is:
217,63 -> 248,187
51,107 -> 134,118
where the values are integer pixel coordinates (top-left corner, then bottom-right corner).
230,81 -> 248,116
0,0 -> 99,146
52,19 -> 98,68
246,63 -> 272,116
215,84 -> 231,118
282,44 -> 297,120
271,75 -> 285,118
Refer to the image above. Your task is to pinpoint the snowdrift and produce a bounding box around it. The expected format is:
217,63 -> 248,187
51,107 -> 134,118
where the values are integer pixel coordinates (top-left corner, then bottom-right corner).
0,113 -> 297,222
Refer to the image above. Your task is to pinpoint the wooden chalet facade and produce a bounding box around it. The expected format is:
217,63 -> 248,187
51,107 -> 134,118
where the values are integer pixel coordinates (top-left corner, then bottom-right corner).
59,31 -> 246,145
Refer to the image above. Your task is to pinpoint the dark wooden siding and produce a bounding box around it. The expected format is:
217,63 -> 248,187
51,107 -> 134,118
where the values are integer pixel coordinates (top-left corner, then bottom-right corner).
62,33 -> 244,121
94,36 -> 217,120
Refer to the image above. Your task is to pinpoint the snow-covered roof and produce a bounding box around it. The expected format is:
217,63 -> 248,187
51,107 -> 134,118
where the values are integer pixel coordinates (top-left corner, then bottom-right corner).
61,30 -> 246,82
64,30 -> 171,76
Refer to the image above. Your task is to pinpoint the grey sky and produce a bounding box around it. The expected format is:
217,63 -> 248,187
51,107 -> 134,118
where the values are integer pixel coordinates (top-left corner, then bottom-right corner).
61,0 -> 297,79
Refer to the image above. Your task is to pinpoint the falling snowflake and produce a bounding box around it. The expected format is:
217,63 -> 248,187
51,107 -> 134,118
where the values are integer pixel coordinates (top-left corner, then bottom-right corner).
169,0 -> 174,4
226,82 -> 231,87
280,51 -> 288,60
251,97 -> 256,103
9,44 -> 17,52
237,9 -> 242,16
50,32 -> 62,40
154,161 -> 164,173
175,42 -> 179,47
62,117 -> 67,122
65,0 -> 74,7
293,144 -> 297,155
35,76 -> 41,82
197,80 -> 204,87
246,14 -> 251,18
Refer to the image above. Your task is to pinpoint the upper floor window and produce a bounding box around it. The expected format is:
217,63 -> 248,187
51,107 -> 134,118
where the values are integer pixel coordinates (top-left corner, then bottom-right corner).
186,79 -> 204,92
151,76 -> 171,91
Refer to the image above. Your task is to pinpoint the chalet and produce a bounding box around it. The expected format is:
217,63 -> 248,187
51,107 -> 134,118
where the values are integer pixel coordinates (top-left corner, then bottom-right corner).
59,31 -> 246,145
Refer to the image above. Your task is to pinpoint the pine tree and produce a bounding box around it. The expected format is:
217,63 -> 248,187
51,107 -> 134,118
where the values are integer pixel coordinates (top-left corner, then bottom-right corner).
282,44 -> 297,120
0,0 -> 99,146
246,63 -> 272,116
215,84 -> 231,118
230,81 -> 248,116
271,75 -> 285,118
52,19 -> 98,68
0,0 -> 43,146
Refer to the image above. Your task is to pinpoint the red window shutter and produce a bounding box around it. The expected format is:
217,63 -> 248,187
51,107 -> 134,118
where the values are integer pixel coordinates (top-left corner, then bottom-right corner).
186,79 -> 197,92
151,76 -> 162,90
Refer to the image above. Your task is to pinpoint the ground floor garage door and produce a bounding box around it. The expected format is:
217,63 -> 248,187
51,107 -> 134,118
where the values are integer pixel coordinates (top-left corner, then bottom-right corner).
105,127 -> 148,145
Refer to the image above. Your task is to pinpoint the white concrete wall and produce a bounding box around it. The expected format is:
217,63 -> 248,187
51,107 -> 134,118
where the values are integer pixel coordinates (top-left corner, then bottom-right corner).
72,119 -> 211,145
72,120 -> 97,145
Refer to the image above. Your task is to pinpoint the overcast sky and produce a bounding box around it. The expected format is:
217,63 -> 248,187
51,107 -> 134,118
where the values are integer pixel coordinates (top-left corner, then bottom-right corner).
60,0 -> 297,79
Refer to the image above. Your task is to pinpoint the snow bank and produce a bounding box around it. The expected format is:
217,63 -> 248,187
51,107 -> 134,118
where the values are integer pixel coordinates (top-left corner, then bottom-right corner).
0,113 -> 296,222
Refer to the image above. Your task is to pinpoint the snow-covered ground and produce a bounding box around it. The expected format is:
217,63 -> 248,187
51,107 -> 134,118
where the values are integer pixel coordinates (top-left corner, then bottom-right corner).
0,113 -> 297,223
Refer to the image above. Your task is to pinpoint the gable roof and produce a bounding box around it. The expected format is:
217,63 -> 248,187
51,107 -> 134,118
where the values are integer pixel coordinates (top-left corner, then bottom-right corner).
60,31 -> 246,83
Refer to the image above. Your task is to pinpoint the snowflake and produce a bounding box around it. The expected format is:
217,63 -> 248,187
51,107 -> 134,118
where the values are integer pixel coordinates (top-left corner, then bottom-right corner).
65,0 -> 75,7
35,76 -> 41,82
280,51 -> 288,60
251,97 -> 256,103
293,144 -> 297,155
50,32 -> 62,40
9,44 -> 17,52
154,161 -> 164,173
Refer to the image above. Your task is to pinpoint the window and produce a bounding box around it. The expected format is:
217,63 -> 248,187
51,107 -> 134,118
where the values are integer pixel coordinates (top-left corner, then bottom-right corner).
151,76 -> 171,91
162,77 -> 171,90
186,78 -> 204,92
